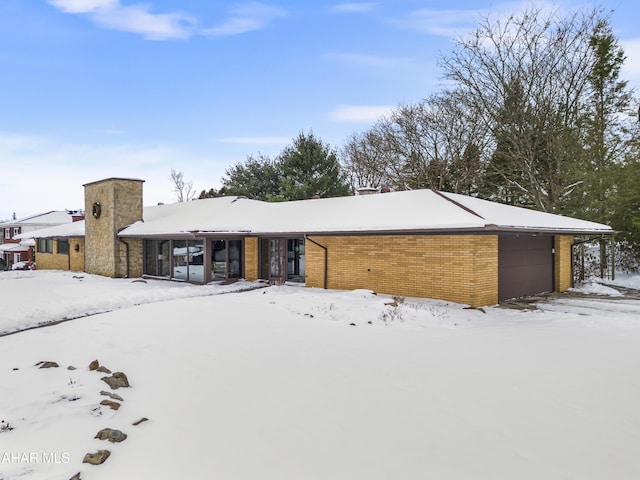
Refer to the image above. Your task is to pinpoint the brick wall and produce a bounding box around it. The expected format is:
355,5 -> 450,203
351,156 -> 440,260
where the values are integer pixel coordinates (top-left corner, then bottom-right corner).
554,235 -> 573,292
305,234 -> 499,307
244,237 -> 258,281
69,237 -> 85,272
36,244 -> 68,271
34,238 -> 85,272
84,178 -> 144,278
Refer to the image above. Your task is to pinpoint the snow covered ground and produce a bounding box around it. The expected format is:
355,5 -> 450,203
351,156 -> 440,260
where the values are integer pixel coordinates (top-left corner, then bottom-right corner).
1,271 -> 640,479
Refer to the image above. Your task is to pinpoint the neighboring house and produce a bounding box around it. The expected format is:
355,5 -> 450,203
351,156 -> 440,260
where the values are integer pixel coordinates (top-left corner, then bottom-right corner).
0,210 -> 83,269
25,177 -> 613,307
14,220 -> 86,272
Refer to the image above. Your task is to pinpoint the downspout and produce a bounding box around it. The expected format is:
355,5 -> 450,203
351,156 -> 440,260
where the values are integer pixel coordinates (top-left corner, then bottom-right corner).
305,235 -> 328,289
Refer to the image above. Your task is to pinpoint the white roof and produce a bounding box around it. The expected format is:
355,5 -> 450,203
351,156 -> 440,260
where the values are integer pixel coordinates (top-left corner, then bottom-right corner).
440,192 -> 611,233
0,210 -> 79,227
14,220 -> 86,240
119,189 -> 612,237
0,243 -> 29,253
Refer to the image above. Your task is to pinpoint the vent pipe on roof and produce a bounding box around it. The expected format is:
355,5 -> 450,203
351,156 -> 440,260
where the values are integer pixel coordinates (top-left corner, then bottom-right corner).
356,187 -> 377,195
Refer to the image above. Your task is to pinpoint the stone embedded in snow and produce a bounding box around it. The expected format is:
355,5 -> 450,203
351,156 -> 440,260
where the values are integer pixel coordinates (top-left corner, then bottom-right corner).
69,473 -> 81,480
96,365 -> 112,374
89,359 -> 99,371
101,372 -> 130,389
100,400 -> 121,410
83,450 -> 110,465
67,365 -> 77,370
95,428 -> 127,443
37,361 -> 59,369
132,417 -> 149,426
100,390 -> 124,402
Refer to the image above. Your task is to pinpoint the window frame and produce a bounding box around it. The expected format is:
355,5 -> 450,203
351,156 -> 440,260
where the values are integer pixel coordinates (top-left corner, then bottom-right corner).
57,239 -> 69,255
37,238 -> 53,254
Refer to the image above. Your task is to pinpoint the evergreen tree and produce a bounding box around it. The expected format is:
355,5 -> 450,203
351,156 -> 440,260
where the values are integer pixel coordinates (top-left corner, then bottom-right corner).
575,19 -> 634,224
220,154 -> 282,201
278,131 -> 350,200
219,133 -> 350,201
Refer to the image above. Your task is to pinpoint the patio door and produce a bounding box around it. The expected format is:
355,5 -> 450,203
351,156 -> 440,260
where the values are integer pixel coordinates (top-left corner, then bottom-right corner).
260,238 -> 287,284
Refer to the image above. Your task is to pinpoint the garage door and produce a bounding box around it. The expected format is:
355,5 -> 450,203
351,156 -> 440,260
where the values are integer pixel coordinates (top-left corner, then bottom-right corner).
498,235 -> 554,301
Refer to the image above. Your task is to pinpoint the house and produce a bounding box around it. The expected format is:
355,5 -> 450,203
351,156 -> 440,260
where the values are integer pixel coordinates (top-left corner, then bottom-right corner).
14,220 -> 86,272
0,210 -> 83,269
24,177 -> 612,307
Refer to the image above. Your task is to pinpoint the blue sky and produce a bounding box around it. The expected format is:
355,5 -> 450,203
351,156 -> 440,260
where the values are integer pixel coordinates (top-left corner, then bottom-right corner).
1,0 -> 639,220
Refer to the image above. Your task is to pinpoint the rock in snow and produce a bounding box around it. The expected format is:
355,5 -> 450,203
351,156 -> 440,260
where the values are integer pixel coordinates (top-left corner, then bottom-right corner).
101,371 -> 130,389
95,428 -> 127,443
82,450 -> 111,465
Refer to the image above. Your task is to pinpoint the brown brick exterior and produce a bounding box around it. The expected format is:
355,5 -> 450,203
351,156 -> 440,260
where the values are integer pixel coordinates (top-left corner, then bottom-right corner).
84,178 -> 144,278
305,235 -> 499,307
554,235 -> 573,292
34,238 -> 85,272
69,238 -> 85,272
244,237 -> 259,281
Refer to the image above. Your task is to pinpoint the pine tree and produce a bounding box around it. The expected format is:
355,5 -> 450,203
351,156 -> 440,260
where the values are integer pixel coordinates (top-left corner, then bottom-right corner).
278,131 -> 350,200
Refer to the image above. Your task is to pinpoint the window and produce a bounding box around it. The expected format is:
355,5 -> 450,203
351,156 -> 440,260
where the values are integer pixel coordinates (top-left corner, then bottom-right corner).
144,240 -> 159,276
171,239 -> 204,282
57,239 -> 69,255
211,239 -> 243,281
4,228 -> 10,239
12,227 -> 21,237
143,239 -> 171,278
37,238 -> 53,253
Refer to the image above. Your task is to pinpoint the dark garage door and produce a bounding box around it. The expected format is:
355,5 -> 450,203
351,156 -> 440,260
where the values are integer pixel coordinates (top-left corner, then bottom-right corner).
498,235 -> 554,301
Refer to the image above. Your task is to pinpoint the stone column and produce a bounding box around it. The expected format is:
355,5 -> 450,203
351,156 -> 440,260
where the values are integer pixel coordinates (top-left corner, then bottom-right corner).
83,178 -> 144,278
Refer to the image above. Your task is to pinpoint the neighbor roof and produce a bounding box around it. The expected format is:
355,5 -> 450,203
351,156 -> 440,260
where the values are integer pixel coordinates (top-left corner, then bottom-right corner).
14,220 -> 86,240
117,189 -> 612,238
0,210 -> 79,227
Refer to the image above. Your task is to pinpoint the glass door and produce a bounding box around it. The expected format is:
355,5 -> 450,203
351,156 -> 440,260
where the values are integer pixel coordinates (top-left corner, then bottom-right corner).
259,238 -> 287,284
269,239 -> 286,284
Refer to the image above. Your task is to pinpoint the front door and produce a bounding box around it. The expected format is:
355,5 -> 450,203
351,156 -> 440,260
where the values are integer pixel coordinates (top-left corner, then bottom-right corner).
268,238 -> 286,284
259,238 -> 287,284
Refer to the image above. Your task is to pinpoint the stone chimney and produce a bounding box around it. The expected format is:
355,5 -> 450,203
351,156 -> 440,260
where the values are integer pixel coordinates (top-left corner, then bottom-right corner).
70,210 -> 85,222
83,178 -> 144,278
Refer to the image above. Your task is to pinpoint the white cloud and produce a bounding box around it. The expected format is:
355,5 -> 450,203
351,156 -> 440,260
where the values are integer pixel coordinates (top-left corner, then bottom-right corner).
400,8 -> 481,37
92,4 -> 195,40
399,1 -> 545,38
0,132 -> 224,219
621,38 -> 640,90
48,0 -> 195,40
48,0 -> 117,14
48,1 -> 286,40
328,105 -> 395,123
331,3 -> 377,14
204,2 -> 286,36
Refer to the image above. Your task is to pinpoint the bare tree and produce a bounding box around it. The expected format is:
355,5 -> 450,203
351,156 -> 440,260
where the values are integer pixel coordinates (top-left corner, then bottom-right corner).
341,91 -> 489,194
170,169 -> 196,202
440,5 -> 607,211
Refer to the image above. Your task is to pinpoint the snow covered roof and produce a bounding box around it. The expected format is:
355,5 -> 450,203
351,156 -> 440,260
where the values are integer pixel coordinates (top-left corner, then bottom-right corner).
14,220 -> 86,240
0,210 -> 80,227
0,243 -> 29,253
118,189 -> 612,237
